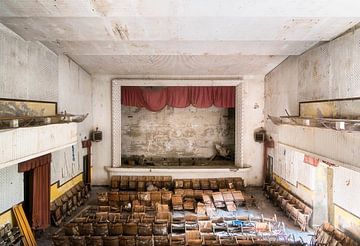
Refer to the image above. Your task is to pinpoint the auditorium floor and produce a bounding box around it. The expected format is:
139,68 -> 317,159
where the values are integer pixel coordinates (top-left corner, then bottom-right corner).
37,186 -> 313,245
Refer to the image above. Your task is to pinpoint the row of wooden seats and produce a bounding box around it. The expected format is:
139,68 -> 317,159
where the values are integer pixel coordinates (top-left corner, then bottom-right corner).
111,176 -> 172,191
98,191 -> 173,208
53,235 -> 170,246
110,176 -> 244,191
53,234 -> 305,246
62,204 -> 172,237
173,178 -> 244,191
313,223 -> 358,246
179,232 -> 304,246
63,221 -> 170,237
265,181 -> 312,231
50,181 -> 90,226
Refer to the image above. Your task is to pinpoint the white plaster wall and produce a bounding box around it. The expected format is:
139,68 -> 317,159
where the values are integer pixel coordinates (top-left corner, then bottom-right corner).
0,24 -> 93,191
0,24 -> 59,210
242,80 -> 265,186
297,29 -> 360,101
91,75 -> 112,185
51,55 -> 93,185
265,26 -> 360,231
333,166 -> 360,218
0,24 -> 58,101
265,27 -> 360,172
0,165 -> 23,213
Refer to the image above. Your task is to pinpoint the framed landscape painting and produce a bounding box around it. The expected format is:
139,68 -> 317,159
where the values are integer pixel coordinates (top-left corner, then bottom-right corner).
0,98 -> 57,117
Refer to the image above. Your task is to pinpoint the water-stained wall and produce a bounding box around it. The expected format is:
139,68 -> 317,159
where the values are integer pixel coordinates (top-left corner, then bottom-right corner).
121,105 -> 235,158
265,26 -> 360,237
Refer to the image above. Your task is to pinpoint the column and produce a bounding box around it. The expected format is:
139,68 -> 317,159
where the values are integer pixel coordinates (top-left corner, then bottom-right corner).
111,80 -> 122,167
235,83 -> 244,167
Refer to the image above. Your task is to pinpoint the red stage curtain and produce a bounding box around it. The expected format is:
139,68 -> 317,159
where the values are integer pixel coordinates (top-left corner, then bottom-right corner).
142,88 -> 168,111
213,86 -> 236,108
121,86 -> 235,111
121,86 -> 146,107
166,87 -> 191,108
19,154 -> 51,230
190,86 -> 214,108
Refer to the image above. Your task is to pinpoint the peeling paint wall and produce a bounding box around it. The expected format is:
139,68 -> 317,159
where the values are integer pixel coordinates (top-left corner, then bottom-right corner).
242,80 -> 265,185
0,24 -> 92,224
51,54 -> 93,186
0,24 -> 57,221
265,27 -> 360,235
0,24 -> 58,101
121,105 -> 235,159
91,75 -> 113,185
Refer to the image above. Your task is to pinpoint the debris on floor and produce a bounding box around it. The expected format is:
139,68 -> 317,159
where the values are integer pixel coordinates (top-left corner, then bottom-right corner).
0,223 -> 21,246
264,181 -> 312,231
50,177 -> 313,245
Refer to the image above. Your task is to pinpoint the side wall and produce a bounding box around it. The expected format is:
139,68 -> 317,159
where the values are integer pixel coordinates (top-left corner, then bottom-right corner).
265,27 -> 360,239
0,24 -> 92,224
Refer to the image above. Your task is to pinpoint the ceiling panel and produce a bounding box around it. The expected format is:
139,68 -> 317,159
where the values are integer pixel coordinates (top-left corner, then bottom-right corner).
0,0 -> 359,76
0,17 -> 358,41
1,0 -> 360,17
69,54 -> 287,75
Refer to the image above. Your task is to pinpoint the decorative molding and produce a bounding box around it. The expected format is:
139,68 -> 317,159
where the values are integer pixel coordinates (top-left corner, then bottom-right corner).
112,79 -> 243,86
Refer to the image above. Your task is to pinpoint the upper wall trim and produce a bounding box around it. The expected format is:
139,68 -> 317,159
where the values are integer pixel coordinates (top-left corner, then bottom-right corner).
112,79 -> 243,86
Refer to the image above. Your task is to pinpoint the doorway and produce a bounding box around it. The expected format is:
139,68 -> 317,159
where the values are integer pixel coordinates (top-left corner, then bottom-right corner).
83,155 -> 91,185
19,154 -> 51,230
81,139 -> 92,188
266,155 -> 274,183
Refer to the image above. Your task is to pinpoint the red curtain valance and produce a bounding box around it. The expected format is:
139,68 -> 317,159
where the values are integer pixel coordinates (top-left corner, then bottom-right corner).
121,86 -> 235,111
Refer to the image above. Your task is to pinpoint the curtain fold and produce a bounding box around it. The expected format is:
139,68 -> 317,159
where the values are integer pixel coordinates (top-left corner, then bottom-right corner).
190,86 -> 214,108
213,86 -> 236,108
142,88 -> 168,111
166,86 -> 191,108
121,86 -> 146,107
121,86 -> 235,111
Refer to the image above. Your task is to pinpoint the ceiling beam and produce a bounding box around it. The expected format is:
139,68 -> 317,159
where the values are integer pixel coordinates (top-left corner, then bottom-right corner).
43,40 -> 317,56
1,0 -> 360,17
0,17 -> 358,42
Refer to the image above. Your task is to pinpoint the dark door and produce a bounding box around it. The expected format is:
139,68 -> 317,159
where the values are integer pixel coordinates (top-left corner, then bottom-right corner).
83,155 -> 91,185
266,155 -> 274,183
23,170 -> 34,222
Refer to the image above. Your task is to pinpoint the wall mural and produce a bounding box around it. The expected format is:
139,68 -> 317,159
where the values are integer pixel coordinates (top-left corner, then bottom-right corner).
0,98 -> 56,117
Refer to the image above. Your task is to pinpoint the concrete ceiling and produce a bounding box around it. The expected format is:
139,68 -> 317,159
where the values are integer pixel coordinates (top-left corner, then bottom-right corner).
0,0 -> 360,77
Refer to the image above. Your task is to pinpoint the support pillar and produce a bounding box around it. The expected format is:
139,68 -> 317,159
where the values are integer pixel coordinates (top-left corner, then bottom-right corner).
111,81 -> 122,167
235,83 -> 244,167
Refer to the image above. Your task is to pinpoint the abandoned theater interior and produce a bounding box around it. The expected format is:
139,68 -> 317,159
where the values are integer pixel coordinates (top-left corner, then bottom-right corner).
0,1 -> 360,245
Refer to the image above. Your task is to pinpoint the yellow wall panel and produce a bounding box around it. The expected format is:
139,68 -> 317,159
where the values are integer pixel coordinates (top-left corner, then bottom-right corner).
50,173 -> 83,202
334,205 -> 360,240
0,210 -> 15,226
0,209 -> 16,226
